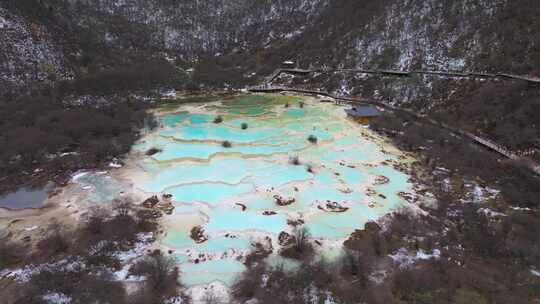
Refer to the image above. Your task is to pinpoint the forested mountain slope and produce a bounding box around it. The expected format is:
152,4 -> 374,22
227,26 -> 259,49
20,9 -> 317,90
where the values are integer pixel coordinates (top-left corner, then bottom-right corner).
1,0 -> 539,94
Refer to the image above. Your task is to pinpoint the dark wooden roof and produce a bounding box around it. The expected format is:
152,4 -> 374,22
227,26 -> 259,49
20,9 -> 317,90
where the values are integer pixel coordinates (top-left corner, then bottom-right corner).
345,105 -> 381,117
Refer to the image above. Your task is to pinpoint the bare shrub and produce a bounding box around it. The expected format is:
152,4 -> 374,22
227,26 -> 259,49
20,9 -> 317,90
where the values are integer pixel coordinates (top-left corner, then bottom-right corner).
222,140 -> 232,148
129,250 -> 181,301
307,135 -> 318,144
104,214 -> 139,244
134,209 -> 159,232
85,206 -> 109,235
83,241 -> 121,268
280,226 -> 314,260
294,226 -> 311,253
339,249 -> 373,287
202,291 -> 221,304
36,220 -> 71,258
0,241 -> 26,270
26,268 -> 127,304
112,197 -> 132,217
232,265 -> 266,301
213,116 -> 223,124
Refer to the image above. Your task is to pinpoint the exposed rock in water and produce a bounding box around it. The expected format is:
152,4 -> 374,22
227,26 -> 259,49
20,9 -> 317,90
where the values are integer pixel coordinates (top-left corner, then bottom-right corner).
235,203 -> 247,211
157,202 -> 175,215
137,208 -> 163,219
318,201 -> 349,213
245,236 -> 273,266
145,148 -> 162,156
374,175 -> 390,185
278,231 -> 295,247
398,191 -> 415,203
190,225 -> 208,244
366,188 -> 378,196
273,195 -> 295,206
142,195 -> 159,208
287,218 -> 305,227
339,187 -> 353,194
262,211 -> 277,216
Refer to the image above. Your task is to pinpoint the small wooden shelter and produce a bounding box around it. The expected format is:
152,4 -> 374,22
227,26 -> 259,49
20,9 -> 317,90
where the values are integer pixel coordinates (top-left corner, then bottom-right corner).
345,105 -> 381,124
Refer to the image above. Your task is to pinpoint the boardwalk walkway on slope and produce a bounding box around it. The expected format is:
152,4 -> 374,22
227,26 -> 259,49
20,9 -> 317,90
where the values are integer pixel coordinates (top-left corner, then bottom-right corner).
265,68 -> 540,84
247,85 -> 540,176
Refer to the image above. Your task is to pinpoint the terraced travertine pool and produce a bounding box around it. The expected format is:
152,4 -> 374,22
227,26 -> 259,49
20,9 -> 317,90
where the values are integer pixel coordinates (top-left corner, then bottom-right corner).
75,94 -> 413,287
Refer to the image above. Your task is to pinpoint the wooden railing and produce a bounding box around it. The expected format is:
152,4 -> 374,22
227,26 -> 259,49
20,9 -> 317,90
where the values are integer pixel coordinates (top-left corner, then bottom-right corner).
265,68 -> 540,84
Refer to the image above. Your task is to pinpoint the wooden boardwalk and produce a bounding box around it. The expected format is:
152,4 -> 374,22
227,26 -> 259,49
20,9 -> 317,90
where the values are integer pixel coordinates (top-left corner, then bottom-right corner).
265,68 -> 540,84
247,85 -> 540,176
266,68 -> 313,82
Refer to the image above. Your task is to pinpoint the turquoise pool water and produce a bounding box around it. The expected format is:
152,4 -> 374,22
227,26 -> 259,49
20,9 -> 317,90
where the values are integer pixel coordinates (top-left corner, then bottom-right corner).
124,94 -> 413,287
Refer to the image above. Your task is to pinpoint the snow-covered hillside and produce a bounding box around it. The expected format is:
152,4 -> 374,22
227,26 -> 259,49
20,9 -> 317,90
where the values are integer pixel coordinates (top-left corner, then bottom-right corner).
1,0 -> 538,95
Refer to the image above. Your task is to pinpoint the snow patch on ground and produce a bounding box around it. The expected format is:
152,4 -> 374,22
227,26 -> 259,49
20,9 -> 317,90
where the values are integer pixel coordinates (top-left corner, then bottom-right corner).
3,258 -> 84,282
24,225 -> 39,231
471,185 -> 500,202
389,248 -> 441,268
165,296 -> 185,304
0,16 -> 11,29
188,281 -> 230,304
42,292 -> 72,304
112,233 -> 154,281
2,233 -> 154,284
512,206 -> 532,212
477,208 -> 506,218
71,171 -> 89,180
109,161 -> 123,168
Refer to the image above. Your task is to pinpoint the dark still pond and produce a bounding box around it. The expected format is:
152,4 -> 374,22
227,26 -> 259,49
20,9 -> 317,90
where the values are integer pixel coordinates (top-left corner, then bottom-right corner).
0,185 -> 51,209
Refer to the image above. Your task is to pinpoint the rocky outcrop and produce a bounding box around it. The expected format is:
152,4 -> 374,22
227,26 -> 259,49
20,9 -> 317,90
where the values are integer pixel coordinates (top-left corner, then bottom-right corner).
142,196 -> 160,208
273,195 -> 296,206
374,175 -> 390,185
278,231 -> 295,247
317,201 -> 349,213
190,225 -> 208,244
157,202 -> 175,215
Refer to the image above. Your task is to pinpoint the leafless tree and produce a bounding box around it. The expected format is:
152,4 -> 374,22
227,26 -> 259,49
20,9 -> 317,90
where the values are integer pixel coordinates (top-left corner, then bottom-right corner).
129,250 -> 180,300
112,197 -> 132,217
293,226 -> 311,253
85,206 -> 109,234
37,219 -> 71,257
202,291 -> 221,304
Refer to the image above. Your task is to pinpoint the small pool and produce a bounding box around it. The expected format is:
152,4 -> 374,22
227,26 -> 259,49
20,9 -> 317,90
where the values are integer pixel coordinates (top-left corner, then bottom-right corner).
0,184 -> 51,209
